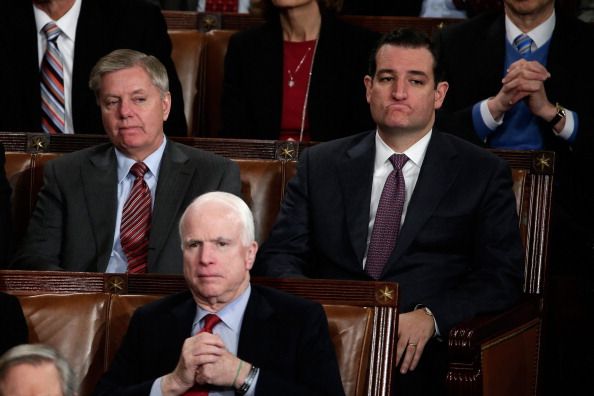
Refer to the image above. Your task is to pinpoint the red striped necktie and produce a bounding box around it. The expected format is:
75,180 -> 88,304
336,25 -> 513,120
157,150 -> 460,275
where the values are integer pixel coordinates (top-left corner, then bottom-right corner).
40,22 -> 65,134
184,314 -> 222,395
121,162 -> 151,273
205,0 -> 238,13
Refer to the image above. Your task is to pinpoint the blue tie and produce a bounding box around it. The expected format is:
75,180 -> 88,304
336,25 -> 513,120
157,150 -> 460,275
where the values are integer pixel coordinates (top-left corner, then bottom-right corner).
514,34 -> 533,56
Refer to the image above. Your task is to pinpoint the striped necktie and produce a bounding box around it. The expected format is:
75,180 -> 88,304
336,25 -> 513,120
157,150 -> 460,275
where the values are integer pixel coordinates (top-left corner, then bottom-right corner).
205,0 -> 238,12
514,34 -> 533,56
40,22 -> 65,134
121,162 -> 151,274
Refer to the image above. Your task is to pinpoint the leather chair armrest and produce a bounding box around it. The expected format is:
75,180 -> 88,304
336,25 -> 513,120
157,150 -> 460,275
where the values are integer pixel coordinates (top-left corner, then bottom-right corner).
448,295 -> 541,362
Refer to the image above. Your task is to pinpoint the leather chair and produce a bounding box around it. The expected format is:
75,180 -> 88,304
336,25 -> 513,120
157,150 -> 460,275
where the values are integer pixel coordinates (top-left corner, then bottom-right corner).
203,30 -> 236,136
0,271 -> 399,396
168,30 -> 207,136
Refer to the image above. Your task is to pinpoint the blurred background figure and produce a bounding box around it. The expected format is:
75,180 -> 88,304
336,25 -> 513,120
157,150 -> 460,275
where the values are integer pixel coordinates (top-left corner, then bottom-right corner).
159,0 -> 253,12
340,0 -> 503,17
0,0 -> 186,136
0,344 -> 78,396
220,0 -> 379,142
0,292 -> 28,356
0,143 -> 11,267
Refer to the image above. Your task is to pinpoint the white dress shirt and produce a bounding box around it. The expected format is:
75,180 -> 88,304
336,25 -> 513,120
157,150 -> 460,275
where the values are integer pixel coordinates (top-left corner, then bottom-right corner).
363,131 -> 432,268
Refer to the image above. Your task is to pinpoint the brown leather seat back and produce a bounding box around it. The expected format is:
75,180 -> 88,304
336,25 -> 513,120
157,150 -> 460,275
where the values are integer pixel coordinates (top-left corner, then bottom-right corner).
324,305 -> 374,396
105,294 -> 161,369
235,159 -> 284,243
17,293 -> 110,396
169,30 -> 208,136
203,30 -> 236,136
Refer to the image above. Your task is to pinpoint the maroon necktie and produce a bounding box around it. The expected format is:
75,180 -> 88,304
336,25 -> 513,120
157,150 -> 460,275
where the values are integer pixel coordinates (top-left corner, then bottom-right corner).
120,162 -> 151,274
184,314 -> 222,396
365,154 -> 409,280
204,0 -> 238,12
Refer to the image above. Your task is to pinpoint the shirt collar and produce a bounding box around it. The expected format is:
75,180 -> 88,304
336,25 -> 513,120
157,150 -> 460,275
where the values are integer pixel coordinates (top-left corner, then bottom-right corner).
115,136 -> 167,183
505,9 -> 555,49
33,0 -> 82,42
195,284 -> 252,334
374,130 -> 432,170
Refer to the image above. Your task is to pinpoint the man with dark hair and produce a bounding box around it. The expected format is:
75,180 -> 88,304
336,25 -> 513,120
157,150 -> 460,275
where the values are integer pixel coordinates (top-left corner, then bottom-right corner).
256,28 -> 523,394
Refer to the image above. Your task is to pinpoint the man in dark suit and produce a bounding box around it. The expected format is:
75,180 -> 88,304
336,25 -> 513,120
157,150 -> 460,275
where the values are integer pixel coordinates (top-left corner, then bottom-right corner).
0,0 -> 186,135
434,1 -> 594,392
255,28 -> 523,394
94,191 -> 344,395
12,49 -> 239,273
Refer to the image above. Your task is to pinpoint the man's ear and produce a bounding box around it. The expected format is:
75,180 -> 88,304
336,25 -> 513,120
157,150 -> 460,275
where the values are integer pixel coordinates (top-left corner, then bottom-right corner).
364,75 -> 374,104
434,81 -> 449,110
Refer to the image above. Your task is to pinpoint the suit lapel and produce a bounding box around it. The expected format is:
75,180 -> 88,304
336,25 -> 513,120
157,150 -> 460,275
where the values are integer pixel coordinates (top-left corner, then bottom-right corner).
72,0 -> 105,132
148,142 -> 193,269
171,293 -> 197,344
338,133 -> 376,265
82,145 -> 118,272
237,287 -> 276,364
385,132 -> 460,273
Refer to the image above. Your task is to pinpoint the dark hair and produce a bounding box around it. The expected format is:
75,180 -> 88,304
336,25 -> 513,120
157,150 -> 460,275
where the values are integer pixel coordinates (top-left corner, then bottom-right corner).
368,28 -> 443,86
252,0 -> 343,20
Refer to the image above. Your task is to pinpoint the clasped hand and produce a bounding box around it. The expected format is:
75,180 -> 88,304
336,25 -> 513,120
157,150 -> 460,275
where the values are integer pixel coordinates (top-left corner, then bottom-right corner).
165,332 -> 240,394
489,59 -> 554,120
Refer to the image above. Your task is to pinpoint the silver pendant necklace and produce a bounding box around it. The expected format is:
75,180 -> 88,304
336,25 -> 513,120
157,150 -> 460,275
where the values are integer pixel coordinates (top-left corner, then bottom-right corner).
287,45 -> 313,88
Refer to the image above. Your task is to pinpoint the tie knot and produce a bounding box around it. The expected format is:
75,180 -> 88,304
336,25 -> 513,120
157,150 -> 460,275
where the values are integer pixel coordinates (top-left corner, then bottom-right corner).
130,162 -> 149,178
42,22 -> 62,42
514,34 -> 533,55
201,314 -> 221,333
389,154 -> 408,171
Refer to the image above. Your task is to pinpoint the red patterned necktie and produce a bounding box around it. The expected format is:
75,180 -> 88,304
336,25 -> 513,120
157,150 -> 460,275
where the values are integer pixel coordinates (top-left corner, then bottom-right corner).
204,0 -> 238,12
40,22 -> 65,134
365,154 -> 409,280
120,162 -> 151,274
184,314 -> 222,396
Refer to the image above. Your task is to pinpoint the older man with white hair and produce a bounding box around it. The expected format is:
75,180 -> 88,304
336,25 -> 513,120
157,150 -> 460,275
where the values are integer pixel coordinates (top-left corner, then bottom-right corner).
95,192 -> 345,396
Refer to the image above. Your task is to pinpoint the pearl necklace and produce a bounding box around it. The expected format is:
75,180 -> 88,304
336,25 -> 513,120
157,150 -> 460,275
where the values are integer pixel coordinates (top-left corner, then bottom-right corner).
287,45 -> 313,88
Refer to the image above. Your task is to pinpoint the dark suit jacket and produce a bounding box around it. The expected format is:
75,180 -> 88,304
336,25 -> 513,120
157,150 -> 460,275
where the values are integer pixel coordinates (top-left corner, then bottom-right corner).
93,285 -> 345,396
220,14 -> 379,140
256,130 -> 523,334
0,292 -> 28,356
11,140 -> 240,273
0,0 -> 186,135
0,144 -> 12,267
434,11 -> 594,270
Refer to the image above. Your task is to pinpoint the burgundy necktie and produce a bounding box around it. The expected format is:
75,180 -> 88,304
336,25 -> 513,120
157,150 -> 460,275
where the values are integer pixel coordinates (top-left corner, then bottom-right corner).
120,162 -> 151,274
365,154 -> 409,280
40,22 -> 65,134
184,314 -> 222,396
204,0 -> 238,12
